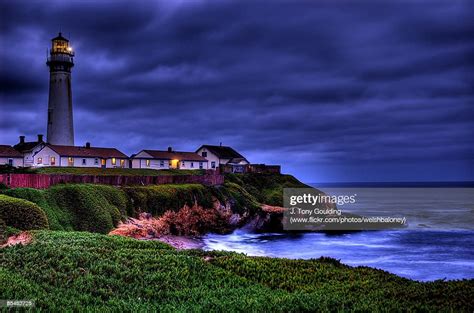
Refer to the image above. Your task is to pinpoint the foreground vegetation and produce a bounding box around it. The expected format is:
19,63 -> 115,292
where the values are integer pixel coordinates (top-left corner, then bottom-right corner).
1,231 -> 472,311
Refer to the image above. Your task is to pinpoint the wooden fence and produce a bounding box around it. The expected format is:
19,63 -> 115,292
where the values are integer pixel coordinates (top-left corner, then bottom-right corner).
0,173 -> 224,189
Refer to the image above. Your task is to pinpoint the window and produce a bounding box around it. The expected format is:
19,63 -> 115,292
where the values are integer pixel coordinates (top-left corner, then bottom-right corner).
8,159 -> 13,166
50,157 -> 56,166
191,162 -> 194,168
199,162 -> 203,169
160,160 -> 164,167
202,152 -> 207,157
68,157 -> 74,166
181,161 -> 185,167
38,157 -> 43,164
82,158 -> 86,165
211,161 -> 216,168
94,158 -> 99,165
120,159 -> 125,167
112,158 -> 116,165
146,159 -> 150,167
101,159 -> 106,166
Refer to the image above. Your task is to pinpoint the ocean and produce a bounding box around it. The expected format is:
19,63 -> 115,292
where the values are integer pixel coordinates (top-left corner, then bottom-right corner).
202,186 -> 474,281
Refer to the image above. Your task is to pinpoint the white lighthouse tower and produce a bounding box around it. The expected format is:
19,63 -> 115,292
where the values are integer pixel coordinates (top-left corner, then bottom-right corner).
46,32 -> 75,146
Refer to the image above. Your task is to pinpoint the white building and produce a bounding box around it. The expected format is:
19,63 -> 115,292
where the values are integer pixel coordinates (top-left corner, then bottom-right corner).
196,144 -> 249,170
0,145 -> 24,167
33,143 -> 128,168
130,147 -> 208,170
14,135 -> 46,167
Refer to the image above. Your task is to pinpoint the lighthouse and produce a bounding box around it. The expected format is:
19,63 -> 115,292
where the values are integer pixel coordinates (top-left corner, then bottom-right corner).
46,32 -> 75,146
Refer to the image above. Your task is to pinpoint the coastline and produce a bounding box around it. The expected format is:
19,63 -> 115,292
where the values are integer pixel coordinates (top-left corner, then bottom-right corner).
147,235 -> 204,250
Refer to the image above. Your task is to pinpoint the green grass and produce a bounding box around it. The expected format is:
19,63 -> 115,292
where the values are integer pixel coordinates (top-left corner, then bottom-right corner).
34,167 -> 206,176
225,173 -> 311,206
123,184 -> 216,217
0,231 -> 472,311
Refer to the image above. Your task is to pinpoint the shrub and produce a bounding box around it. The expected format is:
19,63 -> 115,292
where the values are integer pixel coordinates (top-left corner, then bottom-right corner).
3,188 -> 72,231
0,194 -> 49,230
0,218 -> 6,244
47,184 -> 126,234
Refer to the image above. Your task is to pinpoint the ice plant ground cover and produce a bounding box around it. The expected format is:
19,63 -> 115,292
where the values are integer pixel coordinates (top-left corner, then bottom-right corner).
1,231 -> 473,311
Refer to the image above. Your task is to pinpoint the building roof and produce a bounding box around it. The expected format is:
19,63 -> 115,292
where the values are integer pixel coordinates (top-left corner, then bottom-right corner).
14,141 -> 43,153
47,144 -> 127,159
52,32 -> 69,42
227,157 -> 248,164
141,150 -> 207,162
0,145 -> 23,158
197,145 -> 248,161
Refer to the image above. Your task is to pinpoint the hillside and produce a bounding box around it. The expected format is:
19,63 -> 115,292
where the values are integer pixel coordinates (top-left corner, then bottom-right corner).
0,173 -> 311,235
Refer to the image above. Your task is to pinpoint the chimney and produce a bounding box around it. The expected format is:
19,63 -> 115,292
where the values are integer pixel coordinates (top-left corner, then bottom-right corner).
85,142 -> 91,149
167,146 -> 172,152
37,134 -> 44,142
19,136 -> 25,144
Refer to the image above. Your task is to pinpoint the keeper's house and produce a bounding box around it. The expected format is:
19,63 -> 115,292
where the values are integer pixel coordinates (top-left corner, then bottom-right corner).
33,143 -> 128,168
14,135 -> 46,167
0,145 -> 24,167
196,144 -> 249,171
130,147 -> 208,170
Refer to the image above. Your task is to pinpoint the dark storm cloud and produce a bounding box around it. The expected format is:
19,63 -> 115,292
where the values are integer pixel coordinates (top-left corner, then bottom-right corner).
1,0 -> 473,182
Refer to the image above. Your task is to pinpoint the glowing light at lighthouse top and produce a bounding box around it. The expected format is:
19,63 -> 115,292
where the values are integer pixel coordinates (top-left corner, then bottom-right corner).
51,32 -> 74,55
47,32 -> 74,71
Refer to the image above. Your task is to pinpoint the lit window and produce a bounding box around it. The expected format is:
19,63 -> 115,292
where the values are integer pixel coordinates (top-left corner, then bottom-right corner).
120,159 -> 125,167
112,158 -> 116,165
68,157 -> 74,166
82,159 -> 86,165
101,159 -> 106,166
38,157 -> 43,164
146,159 -> 150,167
50,157 -> 56,166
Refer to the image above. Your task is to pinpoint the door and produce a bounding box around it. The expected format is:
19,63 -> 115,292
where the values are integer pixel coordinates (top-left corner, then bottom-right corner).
101,159 -> 106,168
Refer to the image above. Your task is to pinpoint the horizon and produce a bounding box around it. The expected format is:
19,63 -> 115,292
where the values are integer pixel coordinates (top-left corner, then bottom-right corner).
1,0 -> 472,183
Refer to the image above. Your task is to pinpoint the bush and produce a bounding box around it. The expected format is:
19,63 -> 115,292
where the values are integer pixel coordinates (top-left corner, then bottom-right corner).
3,188 -> 72,231
3,185 -> 128,234
0,194 -> 49,230
0,218 -> 6,244
47,184 -> 126,234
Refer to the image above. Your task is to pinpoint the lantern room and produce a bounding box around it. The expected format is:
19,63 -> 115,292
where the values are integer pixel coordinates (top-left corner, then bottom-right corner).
51,32 -> 74,55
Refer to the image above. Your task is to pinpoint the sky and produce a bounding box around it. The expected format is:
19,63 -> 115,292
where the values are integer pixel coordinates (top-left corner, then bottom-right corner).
0,0 -> 473,183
